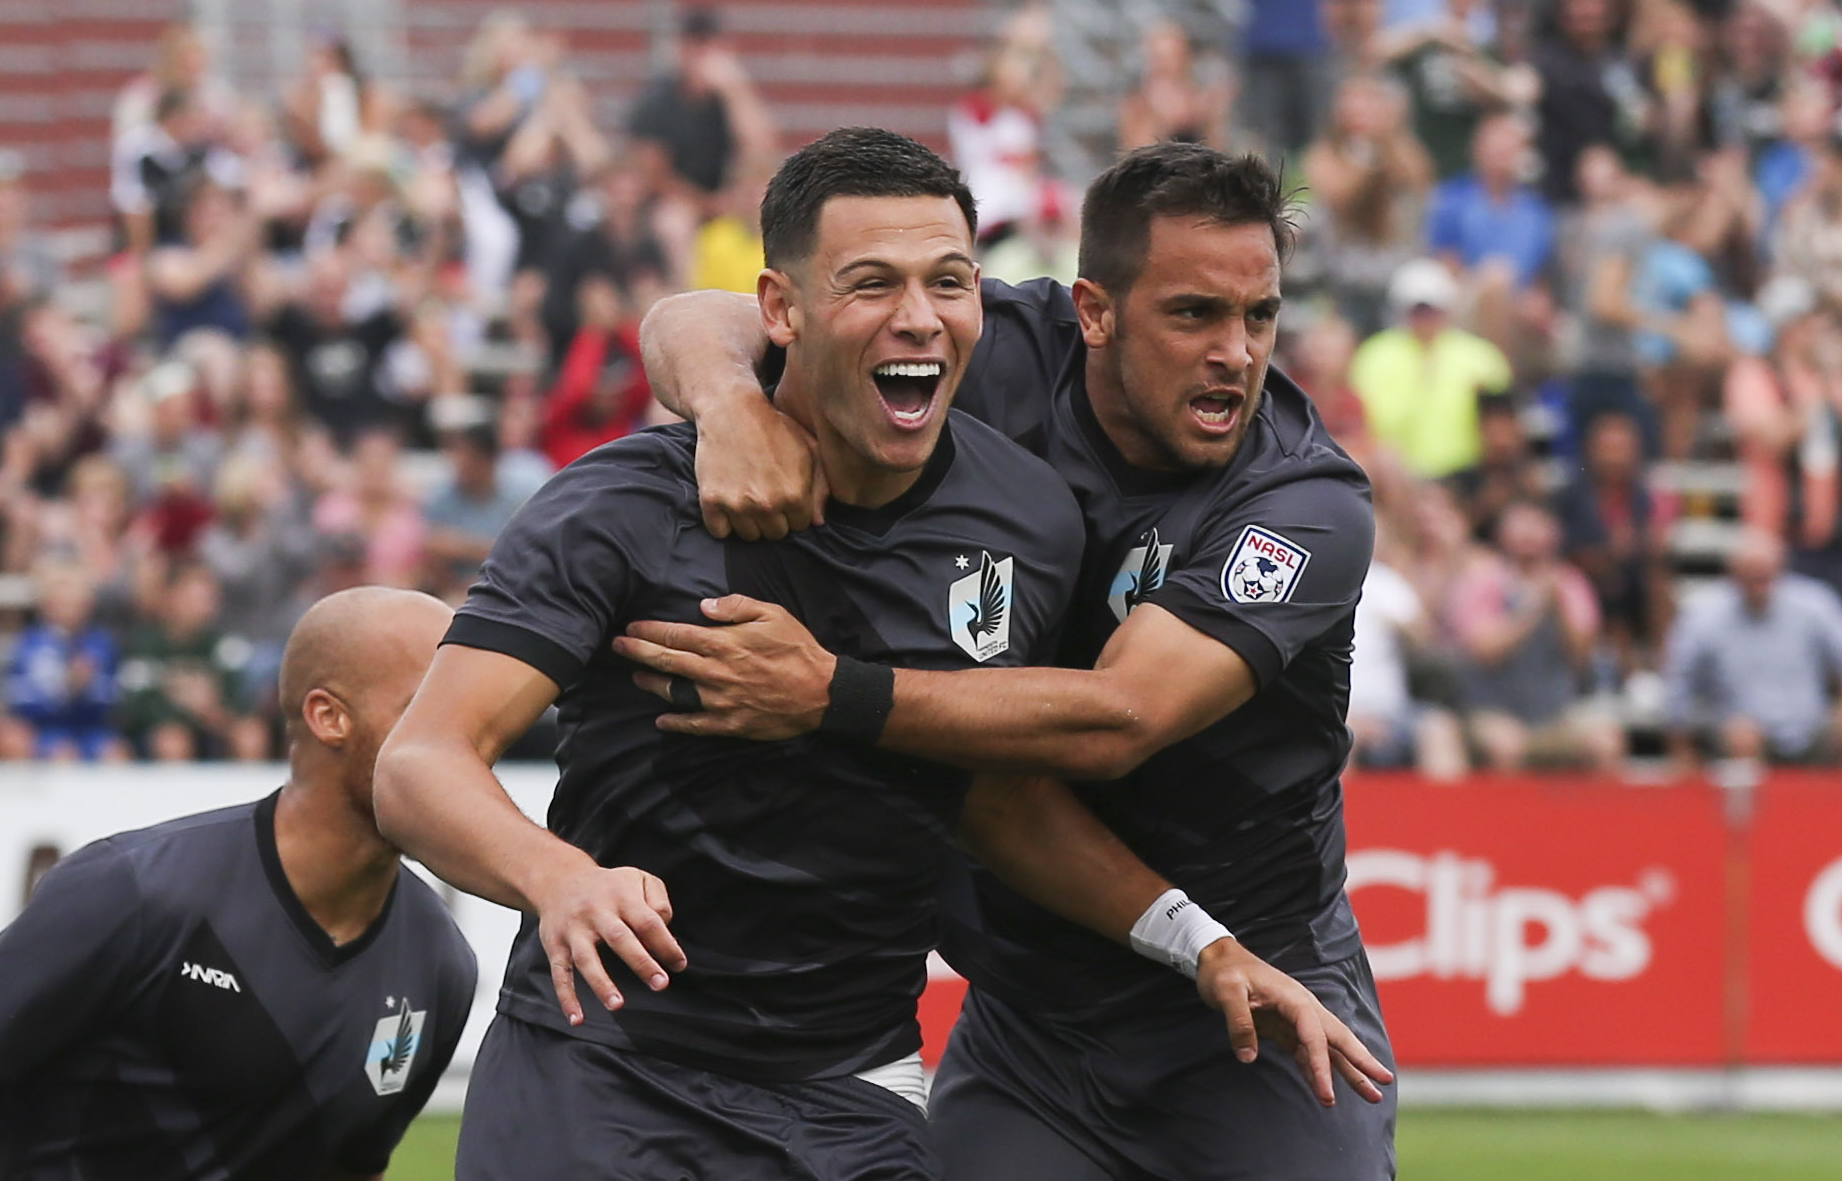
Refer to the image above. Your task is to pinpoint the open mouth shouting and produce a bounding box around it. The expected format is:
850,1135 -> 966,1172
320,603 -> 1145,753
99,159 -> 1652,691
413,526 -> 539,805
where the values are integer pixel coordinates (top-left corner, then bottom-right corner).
1190,388 -> 1245,435
871,360 -> 945,430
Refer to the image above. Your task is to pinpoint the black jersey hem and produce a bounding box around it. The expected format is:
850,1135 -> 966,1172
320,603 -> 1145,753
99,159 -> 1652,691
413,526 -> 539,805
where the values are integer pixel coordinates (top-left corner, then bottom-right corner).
1143,583 -> 1285,689
255,789 -> 401,968
443,613 -> 584,689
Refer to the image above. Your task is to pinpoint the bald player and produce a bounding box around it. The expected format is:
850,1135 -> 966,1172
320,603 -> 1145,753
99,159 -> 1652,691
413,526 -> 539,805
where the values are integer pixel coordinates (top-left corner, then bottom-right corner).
0,587 -> 477,1181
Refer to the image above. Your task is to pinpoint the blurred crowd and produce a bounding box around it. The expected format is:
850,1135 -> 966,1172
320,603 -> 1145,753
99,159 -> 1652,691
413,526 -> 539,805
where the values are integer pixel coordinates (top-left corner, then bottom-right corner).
5,0 -> 1842,782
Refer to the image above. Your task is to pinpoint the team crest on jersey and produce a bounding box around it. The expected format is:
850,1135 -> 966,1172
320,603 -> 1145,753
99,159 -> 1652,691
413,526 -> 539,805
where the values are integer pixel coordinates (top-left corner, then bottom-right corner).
1108,527 -> 1174,622
364,996 -> 426,1096
1221,526 -> 1310,605
949,550 -> 1013,662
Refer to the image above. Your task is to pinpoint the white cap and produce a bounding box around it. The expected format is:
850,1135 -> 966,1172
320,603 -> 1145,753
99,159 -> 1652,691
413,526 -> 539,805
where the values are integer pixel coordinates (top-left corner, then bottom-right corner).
1756,274 -> 1818,333
1389,258 -> 1458,317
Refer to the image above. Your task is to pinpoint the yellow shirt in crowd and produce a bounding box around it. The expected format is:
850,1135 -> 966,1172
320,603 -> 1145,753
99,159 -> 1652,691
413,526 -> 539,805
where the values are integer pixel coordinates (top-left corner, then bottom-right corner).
1349,326 -> 1512,479
693,215 -> 766,295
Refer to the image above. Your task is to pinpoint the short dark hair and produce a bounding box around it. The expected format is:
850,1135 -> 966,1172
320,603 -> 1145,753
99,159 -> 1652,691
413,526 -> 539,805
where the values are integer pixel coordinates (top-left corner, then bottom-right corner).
760,127 -> 978,270
1079,144 -> 1298,296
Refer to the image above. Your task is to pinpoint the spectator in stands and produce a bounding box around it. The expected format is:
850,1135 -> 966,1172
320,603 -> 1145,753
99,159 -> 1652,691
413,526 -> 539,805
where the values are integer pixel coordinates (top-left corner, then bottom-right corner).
422,415 -> 539,601
116,561 -> 262,761
1351,257 -> 1513,479
1724,276 -> 1842,597
538,158 -> 672,368
109,361 -> 221,561
1304,71 -> 1436,333
690,162 -> 768,296
1427,112 -> 1555,296
197,454 -> 316,717
1710,2 -> 1791,162
3,301 -> 111,500
1382,0 -> 1538,180
1239,0 -> 1331,158
1772,128 -> 1842,309
1629,192 -> 1740,459
282,38 -> 369,169
145,179 -> 257,352
949,2 -> 1058,244
28,454 -> 145,630
1349,541 -> 1469,779
265,248 -> 409,444
1,561 -> 126,762
1117,20 -> 1231,151
111,87 -> 236,256
311,426 -> 425,589
1555,409 -> 1677,669
540,293 -> 653,470
111,24 -> 236,159
979,181 -> 1081,288
629,6 -> 777,213
1664,527 -> 1842,768
1451,498 -> 1625,771
0,151 -> 62,308
1529,0 -> 1645,205
1447,392 -> 1547,539
1559,143 -> 1659,453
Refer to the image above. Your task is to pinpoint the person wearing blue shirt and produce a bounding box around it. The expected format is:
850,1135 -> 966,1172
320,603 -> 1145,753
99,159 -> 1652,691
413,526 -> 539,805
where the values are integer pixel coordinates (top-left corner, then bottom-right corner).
1425,112 -> 1555,290
3,564 -> 126,761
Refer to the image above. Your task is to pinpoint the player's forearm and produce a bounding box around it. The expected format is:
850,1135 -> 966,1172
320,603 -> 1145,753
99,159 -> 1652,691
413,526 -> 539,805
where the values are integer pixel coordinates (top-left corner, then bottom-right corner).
881,666 -> 1163,780
637,289 -> 769,422
960,775 -> 1169,947
373,738 -> 597,913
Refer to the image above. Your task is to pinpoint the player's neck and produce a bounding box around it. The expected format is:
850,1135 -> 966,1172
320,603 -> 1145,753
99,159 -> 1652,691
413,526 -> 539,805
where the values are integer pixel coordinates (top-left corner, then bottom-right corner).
773,372 -> 924,509
273,778 -> 400,947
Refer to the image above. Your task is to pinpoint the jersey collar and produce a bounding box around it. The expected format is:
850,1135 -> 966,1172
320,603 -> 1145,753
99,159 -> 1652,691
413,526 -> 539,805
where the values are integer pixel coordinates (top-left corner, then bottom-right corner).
822,416 -> 958,536
255,788 -> 401,969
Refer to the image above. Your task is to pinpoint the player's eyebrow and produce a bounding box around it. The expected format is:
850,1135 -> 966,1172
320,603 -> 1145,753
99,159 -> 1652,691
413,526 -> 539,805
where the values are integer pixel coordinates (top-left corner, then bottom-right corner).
836,252 -> 976,279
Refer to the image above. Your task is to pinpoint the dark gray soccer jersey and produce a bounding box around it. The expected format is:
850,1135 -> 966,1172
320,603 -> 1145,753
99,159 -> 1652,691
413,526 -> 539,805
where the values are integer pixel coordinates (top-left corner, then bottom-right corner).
0,792 -> 477,1180
447,416 -> 1081,1081
941,278 -> 1375,1024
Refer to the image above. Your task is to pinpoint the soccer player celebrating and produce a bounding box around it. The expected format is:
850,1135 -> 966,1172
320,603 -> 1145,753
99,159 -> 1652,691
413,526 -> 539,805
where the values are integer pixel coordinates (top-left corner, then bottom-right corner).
374,129 -> 1375,1181
628,142 -> 1399,1179
0,587 -> 476,1180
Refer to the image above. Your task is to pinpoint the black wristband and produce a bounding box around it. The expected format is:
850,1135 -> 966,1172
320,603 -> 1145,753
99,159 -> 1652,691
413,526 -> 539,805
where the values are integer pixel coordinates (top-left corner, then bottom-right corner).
820,656 -> 895,743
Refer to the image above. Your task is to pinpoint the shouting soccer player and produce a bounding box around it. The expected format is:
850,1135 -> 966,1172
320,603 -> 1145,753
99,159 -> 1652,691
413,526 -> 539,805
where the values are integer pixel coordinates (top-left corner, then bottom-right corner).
0,587 -> 476,1180
628,142 -> 1399,1180
374,129 -> 1374,1181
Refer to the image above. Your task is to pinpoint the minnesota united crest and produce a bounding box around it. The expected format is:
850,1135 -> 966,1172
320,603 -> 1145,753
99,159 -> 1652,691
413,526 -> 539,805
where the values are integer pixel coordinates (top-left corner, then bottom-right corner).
949,550 -> 1013,662
1108,527 -> 1174,623
363,996 -> 426,1097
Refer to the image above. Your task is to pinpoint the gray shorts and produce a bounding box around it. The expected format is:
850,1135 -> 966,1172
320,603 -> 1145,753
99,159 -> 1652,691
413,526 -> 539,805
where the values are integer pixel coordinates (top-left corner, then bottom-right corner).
930,953 -> 1397,1181
457,1014 -> 940,1181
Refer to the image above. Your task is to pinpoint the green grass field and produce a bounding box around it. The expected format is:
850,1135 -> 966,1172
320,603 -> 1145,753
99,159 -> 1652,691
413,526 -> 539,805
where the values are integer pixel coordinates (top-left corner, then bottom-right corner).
385,1109 -> 1842,1179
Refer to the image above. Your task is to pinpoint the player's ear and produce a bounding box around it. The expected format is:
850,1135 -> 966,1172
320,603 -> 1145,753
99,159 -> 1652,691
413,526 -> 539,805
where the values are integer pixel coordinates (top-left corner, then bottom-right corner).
1073,278 -> 1116,349
759,267 -> 800,347
300,687 -> 352,748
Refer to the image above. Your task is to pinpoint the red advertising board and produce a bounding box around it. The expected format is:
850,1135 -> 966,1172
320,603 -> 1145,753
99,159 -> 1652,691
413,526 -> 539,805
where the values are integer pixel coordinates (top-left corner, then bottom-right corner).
1742,779 -> 1842,1062
1341,775 -> 1729,1066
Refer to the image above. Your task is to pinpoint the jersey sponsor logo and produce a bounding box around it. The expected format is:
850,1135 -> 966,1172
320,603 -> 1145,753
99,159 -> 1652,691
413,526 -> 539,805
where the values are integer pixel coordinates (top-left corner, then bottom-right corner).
179,961 -> 241,992
364,996 -> 426,1096
1347,849 -> 1671,1016
1221,525 -> 1310,605
1107,527 -> 1173,622
949,550 -> 1013,662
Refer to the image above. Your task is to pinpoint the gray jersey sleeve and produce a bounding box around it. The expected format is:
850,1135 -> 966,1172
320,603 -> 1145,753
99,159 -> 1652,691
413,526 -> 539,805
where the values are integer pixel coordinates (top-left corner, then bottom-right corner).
447,443 -> 685,688
1149,474 -> 1374,688
0,840 -> 159,1082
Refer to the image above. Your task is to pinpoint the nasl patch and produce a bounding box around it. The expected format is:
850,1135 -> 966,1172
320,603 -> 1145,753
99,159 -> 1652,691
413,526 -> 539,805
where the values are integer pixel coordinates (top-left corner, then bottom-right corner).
1220,525 -> 1310,604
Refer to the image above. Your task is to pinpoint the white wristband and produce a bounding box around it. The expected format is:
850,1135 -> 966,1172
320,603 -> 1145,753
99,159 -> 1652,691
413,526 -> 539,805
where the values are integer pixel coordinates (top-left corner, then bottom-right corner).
1128,888 -> 1233,980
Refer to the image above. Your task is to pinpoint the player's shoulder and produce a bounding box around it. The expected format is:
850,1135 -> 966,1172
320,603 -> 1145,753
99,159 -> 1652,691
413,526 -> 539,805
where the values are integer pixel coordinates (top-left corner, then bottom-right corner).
941,409 -> 1082,536
1228,368 -> 1370,506
388,869 -> 479,979
515,424 -> 699,525
47,800 -> 261,912
980,275 -> 1077,324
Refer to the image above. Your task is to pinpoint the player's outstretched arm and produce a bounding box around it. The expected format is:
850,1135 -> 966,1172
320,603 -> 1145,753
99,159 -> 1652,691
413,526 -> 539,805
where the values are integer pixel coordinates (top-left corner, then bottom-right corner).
374,645 -> 687,1025
639,290 -> 827,540
961,775 -> 1392,1107
617,595 -> 1256,780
